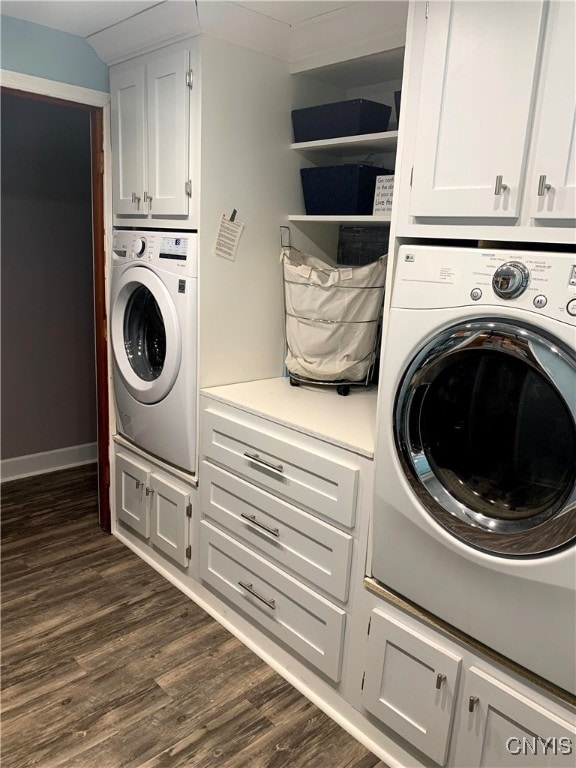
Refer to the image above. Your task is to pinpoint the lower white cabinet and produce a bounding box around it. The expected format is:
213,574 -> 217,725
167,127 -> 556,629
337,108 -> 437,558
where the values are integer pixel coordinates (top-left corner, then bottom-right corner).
362,609 -> 462,766
453,667 -> 576,768
359,603 -> 576,767
199,521 -> 346,682
115,448 -> 193,567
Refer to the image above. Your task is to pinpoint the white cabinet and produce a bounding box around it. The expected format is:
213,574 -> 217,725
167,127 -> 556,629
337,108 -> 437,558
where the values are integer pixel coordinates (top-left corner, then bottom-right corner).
526,0 -> 576,222
362,609 -> 462,765
199,395 -> 362,682
454,666 -> 576,768
358,598 -> 576,767
199,521 -> 346,682
398,0 -> 576,241
409,0 -> 546,220
115,448 -> 193,568
201,400 -> 359,528
111,48 -> 192,220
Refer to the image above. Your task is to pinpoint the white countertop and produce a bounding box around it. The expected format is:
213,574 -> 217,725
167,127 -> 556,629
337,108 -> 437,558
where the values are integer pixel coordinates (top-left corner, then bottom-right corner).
201,377 -> 378,458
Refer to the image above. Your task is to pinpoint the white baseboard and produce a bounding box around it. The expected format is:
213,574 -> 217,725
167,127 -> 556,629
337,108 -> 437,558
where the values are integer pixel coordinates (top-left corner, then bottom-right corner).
1,443 -> 97,482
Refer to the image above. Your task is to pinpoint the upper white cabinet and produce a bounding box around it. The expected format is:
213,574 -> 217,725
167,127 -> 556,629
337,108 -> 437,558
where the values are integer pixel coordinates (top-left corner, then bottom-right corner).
111,47 -> 193,222
527,0 -> 576,222
410,1 -> 546,220
397,0 -> 576,242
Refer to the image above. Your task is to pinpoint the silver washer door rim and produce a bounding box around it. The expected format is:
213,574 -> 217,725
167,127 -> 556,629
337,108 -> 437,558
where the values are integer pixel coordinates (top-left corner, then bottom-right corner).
111,266 -> 182,405
395,319 -> 576,557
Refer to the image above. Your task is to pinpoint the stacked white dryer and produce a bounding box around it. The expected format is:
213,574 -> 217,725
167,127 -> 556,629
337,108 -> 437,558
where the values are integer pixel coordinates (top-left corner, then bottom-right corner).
110,230 -> 198,473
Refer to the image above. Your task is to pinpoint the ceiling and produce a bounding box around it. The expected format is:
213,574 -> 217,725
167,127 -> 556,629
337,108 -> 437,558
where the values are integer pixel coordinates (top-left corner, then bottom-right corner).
0,1 -> 358,38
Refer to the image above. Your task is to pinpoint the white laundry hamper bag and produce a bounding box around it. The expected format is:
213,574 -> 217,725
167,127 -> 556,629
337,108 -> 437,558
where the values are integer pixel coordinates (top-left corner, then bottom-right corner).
282,248 -> 387,382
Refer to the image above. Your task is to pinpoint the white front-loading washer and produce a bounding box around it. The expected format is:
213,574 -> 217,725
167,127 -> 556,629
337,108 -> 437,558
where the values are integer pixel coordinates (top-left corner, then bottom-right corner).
111,230 -> 198,474
371,245 -> 576,694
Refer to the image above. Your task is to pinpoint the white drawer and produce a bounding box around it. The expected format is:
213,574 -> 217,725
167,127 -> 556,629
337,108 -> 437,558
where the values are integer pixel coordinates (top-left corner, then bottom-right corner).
201,461 -> 353,601
201,400 -> 358,528
199,521 -> 346,682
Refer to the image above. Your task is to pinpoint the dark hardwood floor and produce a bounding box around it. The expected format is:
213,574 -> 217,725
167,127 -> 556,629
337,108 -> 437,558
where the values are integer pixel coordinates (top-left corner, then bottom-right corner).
1,464 -> 387,768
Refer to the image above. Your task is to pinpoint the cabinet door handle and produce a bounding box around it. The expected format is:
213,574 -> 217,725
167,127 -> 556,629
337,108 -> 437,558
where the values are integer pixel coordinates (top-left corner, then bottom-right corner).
494,175 -> 508,195
238,580 -> 276,610
468,696 -> 479,713
143,191 -> 153,210
240,512 -> 280,538
145,487 -> 154,497
537,174 -> 552,196
131,192 -> 141,210
243,452 -> 284,474
135,480 -> 142,489
435,673 -> 446,690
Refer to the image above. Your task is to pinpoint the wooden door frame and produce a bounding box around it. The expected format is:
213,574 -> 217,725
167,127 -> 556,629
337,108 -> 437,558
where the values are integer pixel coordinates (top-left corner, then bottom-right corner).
1,79 -> 111,532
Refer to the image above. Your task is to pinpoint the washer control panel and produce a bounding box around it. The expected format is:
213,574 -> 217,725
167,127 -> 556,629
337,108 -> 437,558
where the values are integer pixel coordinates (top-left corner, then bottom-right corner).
394,245 -> 576,326
111,230 -> 198,277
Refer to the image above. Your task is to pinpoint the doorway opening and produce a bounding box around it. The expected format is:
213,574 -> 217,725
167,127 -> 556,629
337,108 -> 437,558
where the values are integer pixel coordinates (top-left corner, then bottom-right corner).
1,88 -> 110,531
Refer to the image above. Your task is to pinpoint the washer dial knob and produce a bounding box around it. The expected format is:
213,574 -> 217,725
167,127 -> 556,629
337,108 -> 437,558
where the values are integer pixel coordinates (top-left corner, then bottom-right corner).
133,238 -> 146,256
492,261 -> 530,300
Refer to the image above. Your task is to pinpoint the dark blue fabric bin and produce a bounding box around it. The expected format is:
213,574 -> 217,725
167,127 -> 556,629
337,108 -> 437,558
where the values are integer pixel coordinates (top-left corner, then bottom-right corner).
292,99 -> 391,143
301,165 -> 393,216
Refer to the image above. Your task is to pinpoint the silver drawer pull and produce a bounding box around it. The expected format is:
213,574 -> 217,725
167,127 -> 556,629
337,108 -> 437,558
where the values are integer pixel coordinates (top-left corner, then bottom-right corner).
436,673 -> 446,690
240,512 -> 280,538
468,695 -> 479,713
243,451 -> 284,474
238,580 -> 276,610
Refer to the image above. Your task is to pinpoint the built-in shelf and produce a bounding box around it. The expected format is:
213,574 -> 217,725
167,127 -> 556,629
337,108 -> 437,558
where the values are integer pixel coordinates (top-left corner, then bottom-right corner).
288,215 -> 391,225
291,131 -> 398,156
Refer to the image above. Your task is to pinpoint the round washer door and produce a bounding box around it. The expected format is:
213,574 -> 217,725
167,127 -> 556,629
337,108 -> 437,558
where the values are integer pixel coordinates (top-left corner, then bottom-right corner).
111,265 -> 181,404
395,320 -> 576,556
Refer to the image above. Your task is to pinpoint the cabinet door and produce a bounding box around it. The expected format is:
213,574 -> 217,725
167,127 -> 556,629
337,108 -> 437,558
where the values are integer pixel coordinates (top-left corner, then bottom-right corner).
149,474 -> 191,567
454,666 -> 576,767
146,50 -> 190,217
528,1 -> 576,223
362,609 -> 461,766
409,0 -> 546,219
115,452 -> 149,537
110,66 -> 147,216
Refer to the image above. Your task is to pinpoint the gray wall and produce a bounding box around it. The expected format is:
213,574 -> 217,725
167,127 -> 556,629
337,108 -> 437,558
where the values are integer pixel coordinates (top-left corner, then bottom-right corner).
1,93 -> 97,459
0,14 -> 109,92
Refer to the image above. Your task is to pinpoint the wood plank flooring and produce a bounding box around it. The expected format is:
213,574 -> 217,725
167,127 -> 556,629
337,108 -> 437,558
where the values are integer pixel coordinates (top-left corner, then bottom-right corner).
1,464 -> 388,768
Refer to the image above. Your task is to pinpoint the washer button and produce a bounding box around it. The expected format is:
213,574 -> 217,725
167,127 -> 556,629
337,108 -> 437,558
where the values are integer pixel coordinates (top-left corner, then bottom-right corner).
567,298 -> 576,317
533,295 -> 547,309
470,288 -> 482,301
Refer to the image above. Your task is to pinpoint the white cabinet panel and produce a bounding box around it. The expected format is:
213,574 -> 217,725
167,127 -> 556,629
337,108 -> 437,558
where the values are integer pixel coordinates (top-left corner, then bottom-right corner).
146,50 -> 190,217
409,0 -> 546,219
149,474 -> 191,567
110,46 -> 192,220
453,666 -> 576,767
362,609 -> 461,766
201,460 -> 353,601
201,403 -> 358,528
110,66 -> 146,216
115,452 -> 150,537
528,1 -> 576,223
199,521 -> 346,682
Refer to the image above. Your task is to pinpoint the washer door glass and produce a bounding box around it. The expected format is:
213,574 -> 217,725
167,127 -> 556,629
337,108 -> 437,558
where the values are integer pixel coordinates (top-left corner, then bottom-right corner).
123,285 -> 166,382
396,320 -> 576,556
111,266 -> 181,404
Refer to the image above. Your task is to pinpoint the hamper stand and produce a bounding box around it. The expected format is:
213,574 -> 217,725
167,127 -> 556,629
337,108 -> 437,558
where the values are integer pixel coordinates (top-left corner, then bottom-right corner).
281,242 -> 386,397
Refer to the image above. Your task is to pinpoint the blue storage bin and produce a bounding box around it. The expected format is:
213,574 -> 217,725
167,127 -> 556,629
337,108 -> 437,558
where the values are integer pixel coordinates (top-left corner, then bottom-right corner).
292,99 -> 391,143
301,165 -> 393,216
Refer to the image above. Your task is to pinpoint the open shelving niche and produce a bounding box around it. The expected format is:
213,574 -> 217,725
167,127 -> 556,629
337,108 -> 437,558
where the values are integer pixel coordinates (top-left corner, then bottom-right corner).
287,47 -> 405,259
